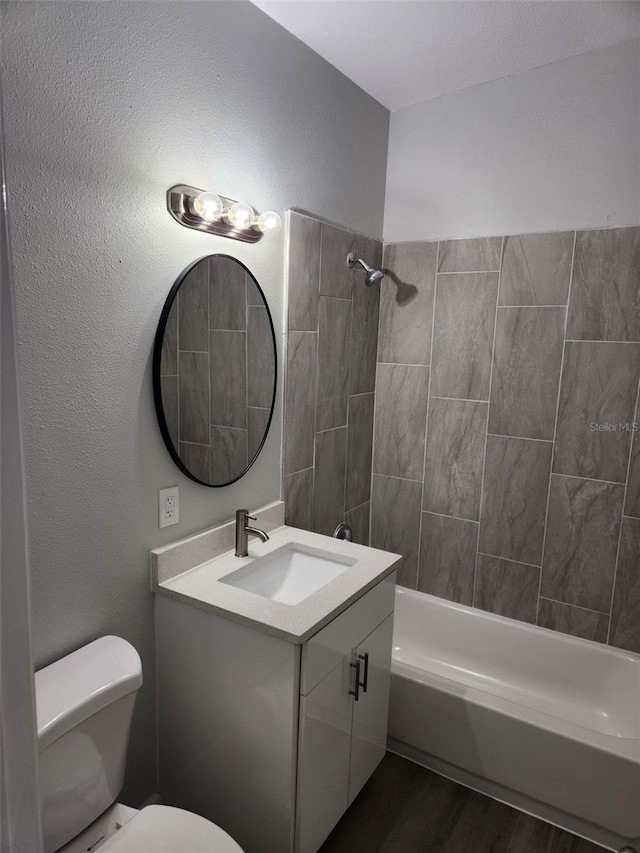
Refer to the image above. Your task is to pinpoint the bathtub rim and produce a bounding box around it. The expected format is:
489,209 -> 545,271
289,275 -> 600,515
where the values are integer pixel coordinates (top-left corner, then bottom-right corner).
393,586 -> 640,746
395,586 -> 640,667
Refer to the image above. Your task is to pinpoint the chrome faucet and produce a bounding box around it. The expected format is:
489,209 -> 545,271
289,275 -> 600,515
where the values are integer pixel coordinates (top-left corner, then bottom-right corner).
235,509 -> 270,557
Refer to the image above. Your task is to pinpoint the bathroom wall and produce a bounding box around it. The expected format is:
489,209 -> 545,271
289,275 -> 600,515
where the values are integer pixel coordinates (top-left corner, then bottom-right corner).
283,212 -> 381,543
372,228 -> 640,653
1,0 -> 389,804
384,39 -> 640,243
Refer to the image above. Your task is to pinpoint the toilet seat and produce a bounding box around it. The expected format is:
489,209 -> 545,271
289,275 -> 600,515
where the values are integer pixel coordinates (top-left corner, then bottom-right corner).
99,805 -> 243,852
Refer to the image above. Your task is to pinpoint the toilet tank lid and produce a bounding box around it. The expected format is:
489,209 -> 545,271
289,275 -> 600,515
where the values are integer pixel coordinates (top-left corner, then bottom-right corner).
36,636 -> 143,751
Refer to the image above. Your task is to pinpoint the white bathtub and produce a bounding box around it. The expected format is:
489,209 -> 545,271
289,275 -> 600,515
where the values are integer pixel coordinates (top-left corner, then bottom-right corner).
388,587 -> 640,851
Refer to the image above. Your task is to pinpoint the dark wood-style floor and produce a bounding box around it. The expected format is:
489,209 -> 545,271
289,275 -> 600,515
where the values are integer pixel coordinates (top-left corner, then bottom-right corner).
319,754 -> 604,853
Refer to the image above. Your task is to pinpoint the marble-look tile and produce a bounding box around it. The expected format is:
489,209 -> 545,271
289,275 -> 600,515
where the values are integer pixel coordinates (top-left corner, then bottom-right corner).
247,306 -> 275,410
625,429 -> 640,518
378,242 -> 436,365
160,374 -> 178,449
349,236 -> 381,394
316,297 -> 351,431
210,330 -> 246,429
288,213 -> 321,331
541,475 -> 624,612
475,554 -> 540,623
313,428 -> 347,536
373,363 -> 429,481
209,255 -> 246,331
284,467 -> 314,532
488,307 -> 565,440
283,331 -> 317,475
431,272 -> 499,400
553,342 -> 640,483
247,407 -> 270,461
500,231 -> 574,306
160,299 -> 178,376
345,502 -> 370,546
609,516 -> 640,653
370,475 -> 421,588
567,227 -> 640,342
178,351 -> 209,444
418,513 -> 477,605
423,398 -> 487,520
537,599 -> 609,643
345,393 -> 375,512
178,261 -> 209,352
210,426 -> 247,485
438,237 -> 502,273
320,222 -> 356,299
479,435 -> 552,566
179,441 -> 211,484
246,274 -> 266,307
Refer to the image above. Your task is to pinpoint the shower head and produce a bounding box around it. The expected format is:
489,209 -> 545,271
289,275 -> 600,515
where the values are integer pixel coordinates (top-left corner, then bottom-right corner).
347,252 -> 385,286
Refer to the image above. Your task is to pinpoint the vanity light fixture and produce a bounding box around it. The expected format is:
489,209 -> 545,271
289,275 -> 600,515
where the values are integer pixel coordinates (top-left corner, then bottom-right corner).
167,184 -> 282,243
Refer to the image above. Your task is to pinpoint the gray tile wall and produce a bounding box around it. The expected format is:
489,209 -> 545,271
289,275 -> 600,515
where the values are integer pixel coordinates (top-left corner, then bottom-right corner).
283,212 -> 382,544
372,227 -> 640,654
160,256 -> 274,485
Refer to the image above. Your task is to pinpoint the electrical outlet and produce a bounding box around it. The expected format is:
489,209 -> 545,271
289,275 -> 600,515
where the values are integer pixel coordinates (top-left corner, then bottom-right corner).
159,486 -> 179,528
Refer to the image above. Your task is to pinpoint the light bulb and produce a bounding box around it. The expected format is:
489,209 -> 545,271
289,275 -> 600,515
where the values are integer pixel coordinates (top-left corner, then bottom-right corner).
189,192 -> 224,222
226,201 -> 255,229
256,211 -> 282,236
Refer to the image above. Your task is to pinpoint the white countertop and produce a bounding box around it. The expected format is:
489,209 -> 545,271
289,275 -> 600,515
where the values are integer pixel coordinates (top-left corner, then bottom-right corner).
155,525 -> 401,644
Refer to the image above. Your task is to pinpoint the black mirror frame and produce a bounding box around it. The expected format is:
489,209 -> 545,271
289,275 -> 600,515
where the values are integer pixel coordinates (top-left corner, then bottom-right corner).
152,254 -> 277,487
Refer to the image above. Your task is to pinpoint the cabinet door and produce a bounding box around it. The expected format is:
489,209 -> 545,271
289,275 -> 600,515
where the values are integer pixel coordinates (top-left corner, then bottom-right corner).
348,613 -> 394,804
296,657 -> 353,853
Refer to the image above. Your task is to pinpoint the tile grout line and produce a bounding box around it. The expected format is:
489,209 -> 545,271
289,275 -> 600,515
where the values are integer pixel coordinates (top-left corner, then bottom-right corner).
343,259 -> 358,526
310,231 -> 322,530
431,394 -> 488,404
487,432 -> 553,444
347,498 -> 371,515
605,374 -> 640,645
377,361 -> 430,368
534,230 -> 576,626
538,595 -> 611,617
422,509 -> 479,525
437,269 -> 500,275
473,236 -> 504,607
565,339 -> 640,345
498,304 -> 568,309
551,471 -> 626,487
416,240 -> 440,592
478,551 -> 542,570
368,243 -> 385,548
372,472 -> 425,485
343,394 -> 350,526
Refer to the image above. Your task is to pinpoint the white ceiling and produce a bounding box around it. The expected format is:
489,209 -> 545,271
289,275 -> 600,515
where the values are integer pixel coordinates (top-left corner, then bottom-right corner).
252,0 -> 640,111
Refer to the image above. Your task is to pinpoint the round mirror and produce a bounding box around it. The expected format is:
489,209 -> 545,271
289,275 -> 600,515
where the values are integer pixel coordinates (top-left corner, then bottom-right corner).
153,255 -> 277,486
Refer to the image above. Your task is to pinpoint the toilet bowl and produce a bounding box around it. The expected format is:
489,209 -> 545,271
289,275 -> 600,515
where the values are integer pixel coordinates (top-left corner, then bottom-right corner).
35,636 -> 243,853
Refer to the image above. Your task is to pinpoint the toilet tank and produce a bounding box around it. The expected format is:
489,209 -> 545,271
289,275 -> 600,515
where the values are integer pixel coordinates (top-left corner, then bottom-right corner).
35,636 -> 143,853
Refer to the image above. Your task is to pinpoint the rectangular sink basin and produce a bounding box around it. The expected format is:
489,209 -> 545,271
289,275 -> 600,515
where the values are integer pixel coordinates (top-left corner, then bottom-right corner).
219,543 -> 356,605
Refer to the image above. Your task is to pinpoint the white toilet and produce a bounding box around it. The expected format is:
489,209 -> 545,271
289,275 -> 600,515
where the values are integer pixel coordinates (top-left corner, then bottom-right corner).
35,635 -> 243,853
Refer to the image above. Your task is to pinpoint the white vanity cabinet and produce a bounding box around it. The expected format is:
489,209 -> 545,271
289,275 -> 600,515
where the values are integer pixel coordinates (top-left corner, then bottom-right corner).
296,580 -> 395,853
155,570 -> 396,853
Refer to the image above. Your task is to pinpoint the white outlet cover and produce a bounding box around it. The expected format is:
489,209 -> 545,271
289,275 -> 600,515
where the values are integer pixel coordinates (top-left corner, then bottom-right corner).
159,486 -> 179,528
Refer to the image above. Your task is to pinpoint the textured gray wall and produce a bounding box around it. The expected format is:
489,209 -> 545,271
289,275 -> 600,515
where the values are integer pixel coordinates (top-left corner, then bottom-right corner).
1,0 -> 388,804
384,39 -> 640,243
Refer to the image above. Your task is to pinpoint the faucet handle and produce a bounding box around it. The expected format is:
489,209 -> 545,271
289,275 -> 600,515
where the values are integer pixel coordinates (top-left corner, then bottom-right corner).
247,514 -> 257,522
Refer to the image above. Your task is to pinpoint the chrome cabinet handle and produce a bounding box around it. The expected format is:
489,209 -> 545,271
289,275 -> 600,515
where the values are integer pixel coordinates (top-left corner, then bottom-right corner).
358,652 -> 369,693
349,659 -> 361,701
